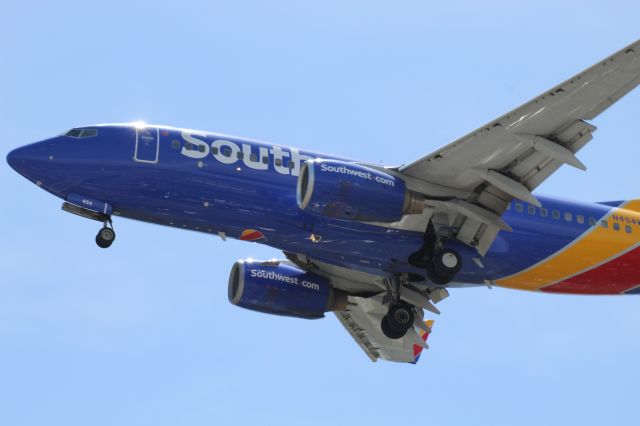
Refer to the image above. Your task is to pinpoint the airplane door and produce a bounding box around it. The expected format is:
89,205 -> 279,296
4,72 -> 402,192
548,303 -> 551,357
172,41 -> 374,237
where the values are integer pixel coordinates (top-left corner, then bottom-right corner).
134,126 -> 160,163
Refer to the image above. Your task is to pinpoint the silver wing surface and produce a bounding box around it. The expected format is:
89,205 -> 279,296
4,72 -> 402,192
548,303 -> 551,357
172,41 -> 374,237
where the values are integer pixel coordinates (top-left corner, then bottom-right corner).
335,296 -> 434,363
285,252 -> 436,363
284,40 -> 640,362
399,39 -> 640,254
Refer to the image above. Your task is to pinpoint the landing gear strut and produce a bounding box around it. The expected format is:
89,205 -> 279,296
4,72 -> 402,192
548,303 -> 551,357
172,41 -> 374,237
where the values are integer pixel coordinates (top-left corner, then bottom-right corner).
95,218 -> 116,248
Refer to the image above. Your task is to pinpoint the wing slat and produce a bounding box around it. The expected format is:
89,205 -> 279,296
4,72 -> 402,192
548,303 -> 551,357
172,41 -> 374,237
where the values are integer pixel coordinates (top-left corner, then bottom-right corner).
398,39 -> 640,254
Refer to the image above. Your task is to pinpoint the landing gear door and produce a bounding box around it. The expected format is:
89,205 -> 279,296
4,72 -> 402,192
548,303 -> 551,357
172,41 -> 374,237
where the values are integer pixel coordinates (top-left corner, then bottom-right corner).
134,126 -> 160,163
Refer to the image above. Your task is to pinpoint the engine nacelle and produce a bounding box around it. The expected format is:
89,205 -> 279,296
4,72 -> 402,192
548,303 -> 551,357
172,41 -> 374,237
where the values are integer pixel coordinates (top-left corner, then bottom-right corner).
296,159 -> 423,222
228,259 -> 348,319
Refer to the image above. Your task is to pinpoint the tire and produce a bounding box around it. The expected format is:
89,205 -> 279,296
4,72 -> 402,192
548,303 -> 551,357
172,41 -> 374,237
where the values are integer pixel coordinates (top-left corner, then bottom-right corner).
426,263 -> 452,286
96,227 -> 115,248
381,315 -> 407,339
95,234 -> 110,248
433,248 -> 462,277
386,303 -> 414,333
98,227 -> 115,242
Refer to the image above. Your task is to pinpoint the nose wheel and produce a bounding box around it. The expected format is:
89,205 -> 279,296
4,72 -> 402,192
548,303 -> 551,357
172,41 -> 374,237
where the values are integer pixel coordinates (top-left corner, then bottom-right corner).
95,219 -> 116,248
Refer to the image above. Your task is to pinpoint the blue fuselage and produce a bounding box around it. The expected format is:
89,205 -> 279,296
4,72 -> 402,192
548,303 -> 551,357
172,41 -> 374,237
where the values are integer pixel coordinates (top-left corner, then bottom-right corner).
7,124 -> 617,286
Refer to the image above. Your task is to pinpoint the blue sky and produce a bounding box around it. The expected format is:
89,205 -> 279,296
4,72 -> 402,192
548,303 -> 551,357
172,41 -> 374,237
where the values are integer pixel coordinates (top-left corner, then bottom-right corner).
2,1 -> 640,425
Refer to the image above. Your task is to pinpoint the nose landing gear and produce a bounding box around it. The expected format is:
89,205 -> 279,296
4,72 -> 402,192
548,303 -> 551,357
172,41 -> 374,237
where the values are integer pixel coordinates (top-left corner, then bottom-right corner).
61,201 -> 117,249
95,222 -> 116,248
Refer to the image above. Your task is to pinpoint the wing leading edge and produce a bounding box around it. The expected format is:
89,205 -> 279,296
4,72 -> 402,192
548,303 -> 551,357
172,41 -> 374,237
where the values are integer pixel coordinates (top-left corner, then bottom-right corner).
399,39 -> 640,255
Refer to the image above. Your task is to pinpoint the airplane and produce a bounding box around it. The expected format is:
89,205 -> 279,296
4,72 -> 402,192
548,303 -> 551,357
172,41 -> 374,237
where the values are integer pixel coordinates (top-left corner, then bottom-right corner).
6,39 -> 640,364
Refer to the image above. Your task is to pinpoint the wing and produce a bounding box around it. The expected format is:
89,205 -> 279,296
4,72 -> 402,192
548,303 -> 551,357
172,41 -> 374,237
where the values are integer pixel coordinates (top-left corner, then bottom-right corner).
284,252 -> 437,363
399,39 -> 640,254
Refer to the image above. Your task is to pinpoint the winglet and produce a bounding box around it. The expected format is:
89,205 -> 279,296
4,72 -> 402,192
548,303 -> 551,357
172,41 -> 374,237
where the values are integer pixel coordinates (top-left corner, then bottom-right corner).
411,320 -> 435,364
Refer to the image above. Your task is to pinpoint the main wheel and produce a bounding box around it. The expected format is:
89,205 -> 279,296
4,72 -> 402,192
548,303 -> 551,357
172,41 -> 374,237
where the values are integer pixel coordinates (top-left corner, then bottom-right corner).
381,315 -> 407,339
433,248 -> 462,277
426,262 -> 453,286
96,227 -> 116,248
381,303 -> 415,339
387,303 -> 414,332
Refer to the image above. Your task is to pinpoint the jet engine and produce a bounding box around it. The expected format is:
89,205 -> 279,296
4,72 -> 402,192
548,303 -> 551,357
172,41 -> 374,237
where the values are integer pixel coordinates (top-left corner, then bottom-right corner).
228,259 -> 348,319
296,159 -> 423,222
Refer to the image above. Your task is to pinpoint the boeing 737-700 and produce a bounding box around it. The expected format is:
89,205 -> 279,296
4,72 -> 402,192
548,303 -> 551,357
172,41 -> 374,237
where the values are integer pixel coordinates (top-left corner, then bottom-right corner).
7,39 -> 640,363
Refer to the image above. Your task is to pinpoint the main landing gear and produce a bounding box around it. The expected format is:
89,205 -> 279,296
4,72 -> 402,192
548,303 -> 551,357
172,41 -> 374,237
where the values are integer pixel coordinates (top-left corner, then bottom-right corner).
380,275 -> 420,340
381,302 -> 415,339
379,274 -> 445,340
426,248 -> 462,285
409,221 -> 462,286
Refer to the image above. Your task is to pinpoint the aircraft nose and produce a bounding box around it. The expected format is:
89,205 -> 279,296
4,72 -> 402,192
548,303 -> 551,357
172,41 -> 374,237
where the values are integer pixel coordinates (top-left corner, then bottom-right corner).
7,144 -> 39,174
7,145 -> 31,173
6,141 -> 52,183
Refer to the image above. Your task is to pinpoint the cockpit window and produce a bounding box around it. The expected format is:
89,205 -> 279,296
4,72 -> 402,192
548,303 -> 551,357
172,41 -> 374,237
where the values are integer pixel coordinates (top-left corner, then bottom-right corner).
80,128 -> 98,137
65,128 -> 98,138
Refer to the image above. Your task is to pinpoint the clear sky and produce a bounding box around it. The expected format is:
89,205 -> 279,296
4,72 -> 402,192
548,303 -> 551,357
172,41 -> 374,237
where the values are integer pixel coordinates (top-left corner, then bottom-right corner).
1,1 -> 640,425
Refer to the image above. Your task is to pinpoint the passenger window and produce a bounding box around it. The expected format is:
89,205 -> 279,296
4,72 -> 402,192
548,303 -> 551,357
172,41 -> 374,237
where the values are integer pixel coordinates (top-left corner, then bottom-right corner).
275,158 -> 283,167
552,210 -> 560,220
564,212 -> 573,222
540,208 -> 548,217
577,215 -> 585,224
515,203 -> 524,213
212,147 -> 219,155
601,220 -> 609,229
262,156 -> 269,164
288,162 -> 295,170
250,153 -> 258,162
171,140 -> 180,149
221,146 -> 232,157
625,225 -> 633,234
613,222 -> 620,231
237,152 -> 244,159
528,206 -> 536,215
185,142 -> 193,151
589,217 -> 597,226
198,145 -> 206,153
